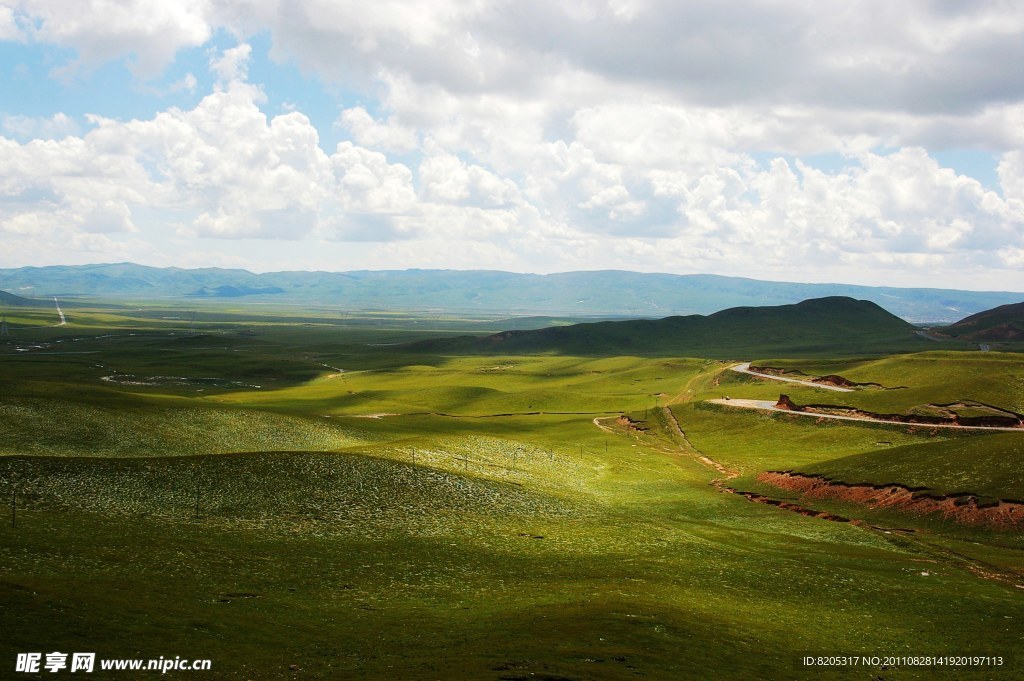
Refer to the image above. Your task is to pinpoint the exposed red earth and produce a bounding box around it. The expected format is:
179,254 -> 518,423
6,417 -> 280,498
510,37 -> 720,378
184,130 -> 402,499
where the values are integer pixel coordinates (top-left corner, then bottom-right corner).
759,471 -> 1024,530
710,397 -> 1024,431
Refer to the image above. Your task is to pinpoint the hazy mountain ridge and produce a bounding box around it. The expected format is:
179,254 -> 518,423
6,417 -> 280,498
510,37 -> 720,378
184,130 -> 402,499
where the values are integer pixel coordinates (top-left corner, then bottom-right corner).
0,263 -> 1019,323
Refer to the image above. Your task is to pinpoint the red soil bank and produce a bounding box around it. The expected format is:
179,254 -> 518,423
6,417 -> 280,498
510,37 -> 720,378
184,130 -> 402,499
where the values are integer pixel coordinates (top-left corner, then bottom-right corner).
759,471 -> 1024,529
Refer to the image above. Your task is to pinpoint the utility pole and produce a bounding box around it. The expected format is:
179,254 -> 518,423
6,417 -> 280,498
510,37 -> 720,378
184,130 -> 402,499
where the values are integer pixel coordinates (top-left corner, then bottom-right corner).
192,468 -> 200,521
9,470 -> 17,528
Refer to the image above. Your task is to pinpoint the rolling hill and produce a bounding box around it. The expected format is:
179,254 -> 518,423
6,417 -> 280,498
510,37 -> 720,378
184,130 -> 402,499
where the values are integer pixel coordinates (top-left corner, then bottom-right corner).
939,301 -> 1024,341
411,296 -> 924,358
0,290 -> 46,307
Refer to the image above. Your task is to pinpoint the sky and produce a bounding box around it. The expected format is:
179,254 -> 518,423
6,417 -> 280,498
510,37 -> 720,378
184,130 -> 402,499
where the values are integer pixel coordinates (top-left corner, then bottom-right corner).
1,1 -> 1023,290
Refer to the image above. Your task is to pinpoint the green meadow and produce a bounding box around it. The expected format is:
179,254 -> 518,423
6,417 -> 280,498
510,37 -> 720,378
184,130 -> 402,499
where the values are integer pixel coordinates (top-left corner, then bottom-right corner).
1,303 -> 1022,679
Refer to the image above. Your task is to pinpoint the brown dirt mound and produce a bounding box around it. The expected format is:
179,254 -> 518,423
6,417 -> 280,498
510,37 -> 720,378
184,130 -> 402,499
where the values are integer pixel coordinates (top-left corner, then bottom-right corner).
759,471 -> 1024,529
616,415 -> 649,432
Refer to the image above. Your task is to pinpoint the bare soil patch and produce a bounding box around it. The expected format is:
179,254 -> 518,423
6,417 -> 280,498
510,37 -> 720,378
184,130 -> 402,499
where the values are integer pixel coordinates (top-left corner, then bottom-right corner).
759,471 -> 1024,530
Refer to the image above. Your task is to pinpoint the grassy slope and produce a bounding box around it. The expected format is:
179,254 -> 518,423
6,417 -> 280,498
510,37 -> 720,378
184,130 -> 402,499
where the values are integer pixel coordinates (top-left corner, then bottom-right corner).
758,352 -> 1024,415
414,296 -> 935,358
678,353 -> 1024,506
794,434 -> 1024,500
1,304 -> 1023,679
1,289 -> 45,307
940,301 -> 1024,339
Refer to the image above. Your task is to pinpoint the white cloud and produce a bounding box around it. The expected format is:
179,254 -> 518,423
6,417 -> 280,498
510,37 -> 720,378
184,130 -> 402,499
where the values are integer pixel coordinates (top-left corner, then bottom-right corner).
145,72 -> 199,97
338,106 -> 418,153
0,57 -> 413,242
331,141 -> 416,214
3,1 -> 1024,289
0,5 -> 22,40
572,103 -> 743,171
998,151 -> 1024,203
210,43 -> 251,86
418,152 -> 519,207
18,0 -> 212,77
1,112 -> 79,140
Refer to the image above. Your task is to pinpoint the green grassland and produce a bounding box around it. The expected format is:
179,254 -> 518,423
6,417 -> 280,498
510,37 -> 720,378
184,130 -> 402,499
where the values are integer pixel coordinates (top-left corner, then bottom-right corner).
678,356 -> 1024,501
795,434 -> 1024,500
754,352 -> 1024,416
414,296 -> 949,358
1,303 -> 1023,679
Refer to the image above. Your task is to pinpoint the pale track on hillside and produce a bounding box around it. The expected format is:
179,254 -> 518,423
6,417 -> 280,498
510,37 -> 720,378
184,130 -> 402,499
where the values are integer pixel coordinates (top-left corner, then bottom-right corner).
729,362 -> 853,392
709,398 -> 1024,432
660,406 -> 738,484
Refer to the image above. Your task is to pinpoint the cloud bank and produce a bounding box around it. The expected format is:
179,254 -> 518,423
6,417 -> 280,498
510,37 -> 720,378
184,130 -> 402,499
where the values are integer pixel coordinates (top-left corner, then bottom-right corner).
1,0 -> 1022,288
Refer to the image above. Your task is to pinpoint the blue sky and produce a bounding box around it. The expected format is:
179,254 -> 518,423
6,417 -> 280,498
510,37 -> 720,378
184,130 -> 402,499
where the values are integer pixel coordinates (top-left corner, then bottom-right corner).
0,30 -> 351,147
1,1 -> 1023,291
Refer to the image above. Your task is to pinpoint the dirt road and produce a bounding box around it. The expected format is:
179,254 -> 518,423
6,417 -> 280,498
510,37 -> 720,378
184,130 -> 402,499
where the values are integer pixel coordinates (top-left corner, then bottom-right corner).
729,362 -> 852,392
53,297 -> 66,325
709,398 -> 1024,432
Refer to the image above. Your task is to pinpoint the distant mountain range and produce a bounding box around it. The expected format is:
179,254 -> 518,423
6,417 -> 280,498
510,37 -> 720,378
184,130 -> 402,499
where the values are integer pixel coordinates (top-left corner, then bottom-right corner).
411,297 -> 925,358
0,262 -> 1020,323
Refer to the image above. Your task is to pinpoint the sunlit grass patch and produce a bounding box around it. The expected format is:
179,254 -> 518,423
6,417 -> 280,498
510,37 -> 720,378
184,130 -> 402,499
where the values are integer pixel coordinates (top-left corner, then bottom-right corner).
0,397 -> 375,458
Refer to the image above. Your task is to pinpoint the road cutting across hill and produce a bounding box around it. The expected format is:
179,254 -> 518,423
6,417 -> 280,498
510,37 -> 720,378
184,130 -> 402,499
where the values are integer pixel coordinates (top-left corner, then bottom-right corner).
729,362 -> 853,392
709,398 -> 1024,431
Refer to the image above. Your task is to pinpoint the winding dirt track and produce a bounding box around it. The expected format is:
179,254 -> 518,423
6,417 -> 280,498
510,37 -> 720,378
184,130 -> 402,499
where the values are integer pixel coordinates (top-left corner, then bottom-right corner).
660,406 -> 738,482
53,297 -> 66,325
708,398 -> 1024,432
729,362 -> 852,391
592,396 -> 1024,587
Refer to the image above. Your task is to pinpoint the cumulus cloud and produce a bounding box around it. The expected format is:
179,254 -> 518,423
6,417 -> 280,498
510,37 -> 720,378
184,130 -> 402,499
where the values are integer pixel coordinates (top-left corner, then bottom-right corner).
1,112 -> 79,140
338,106 -> 418,153
3,1 -> 1024,288
331,141 -> 416,214
998,151 -> 1024,203
0,5 -> 22,40
0,45 -> 473,245
418,152 -> 519,207
210,43 -> 251,86
13,0 -> 212,77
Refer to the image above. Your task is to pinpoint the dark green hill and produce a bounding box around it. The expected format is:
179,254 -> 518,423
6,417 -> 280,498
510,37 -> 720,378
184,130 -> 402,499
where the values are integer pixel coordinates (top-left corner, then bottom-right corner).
941,301 -> 1024,341
0,290 -> 45,307
412,296 -> 924,358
